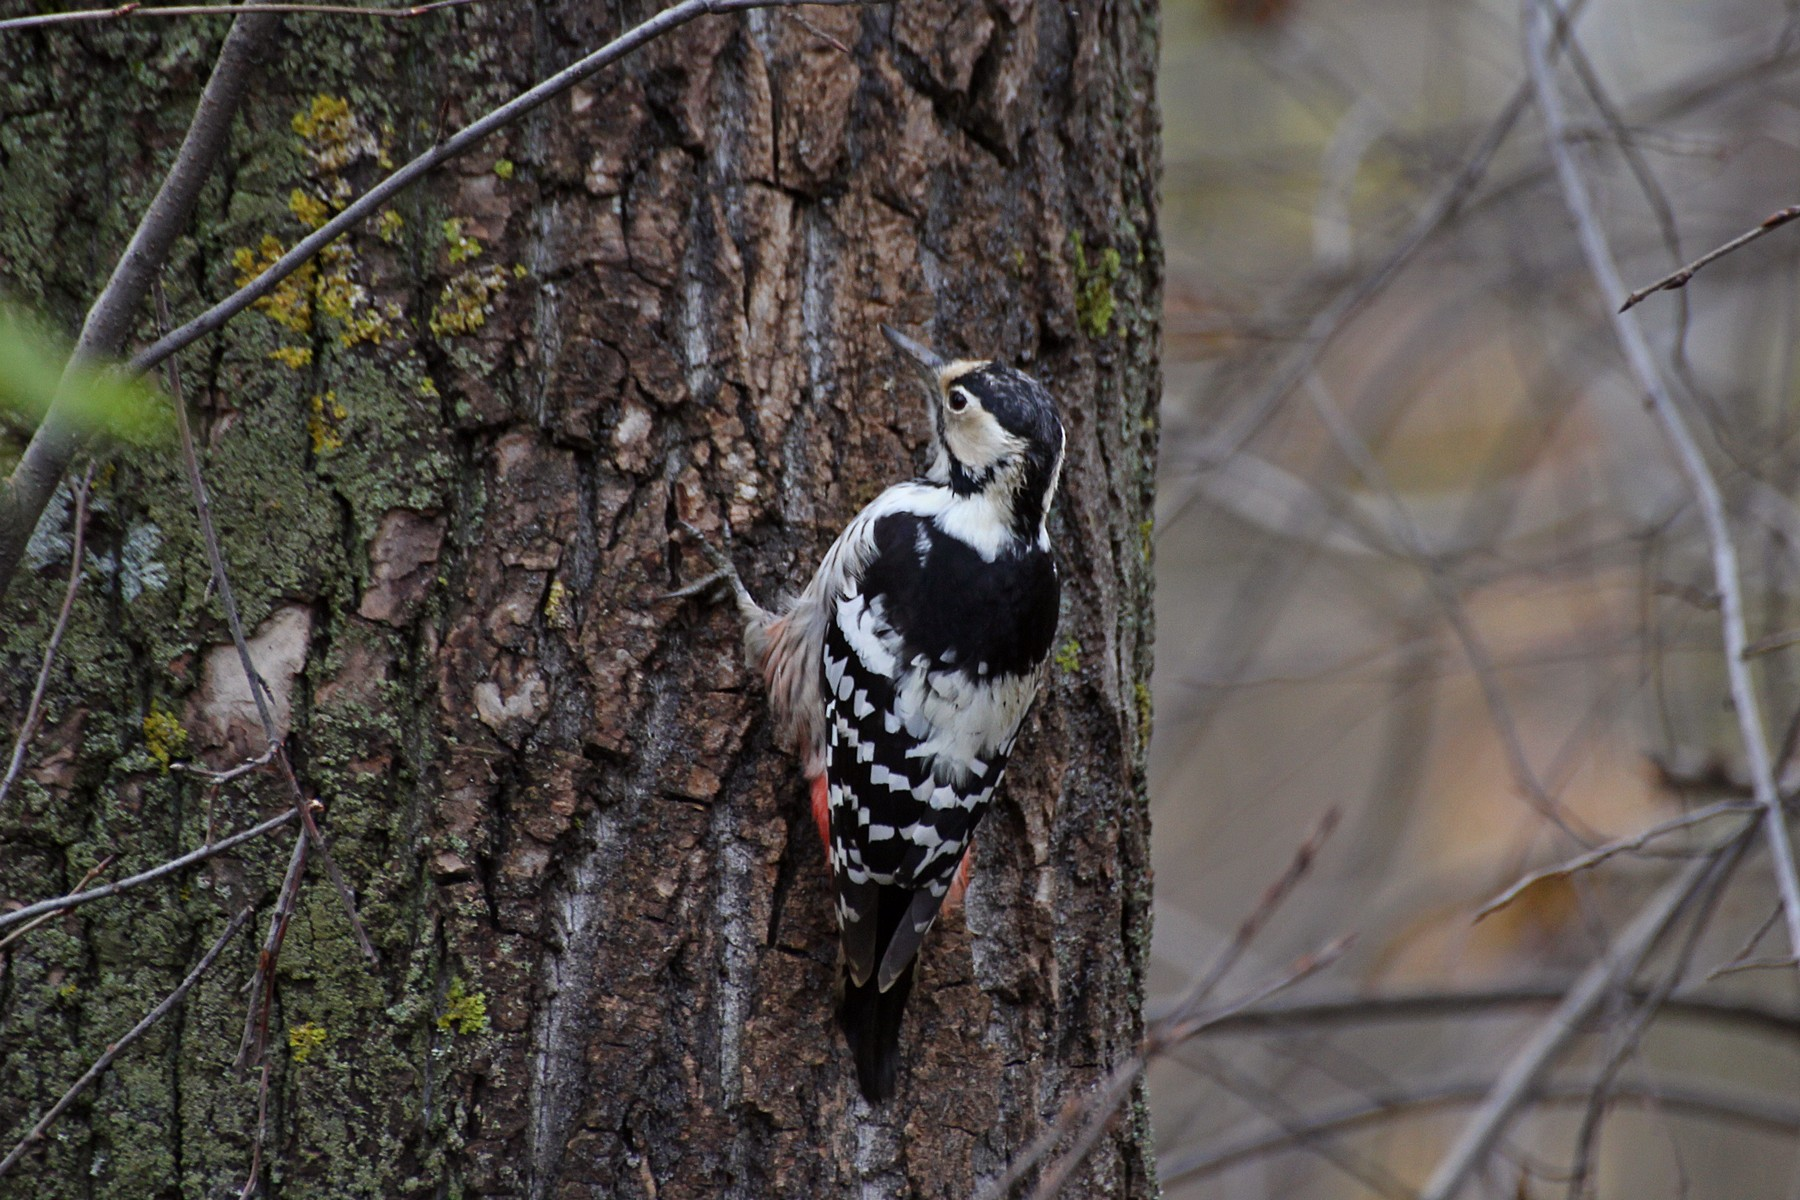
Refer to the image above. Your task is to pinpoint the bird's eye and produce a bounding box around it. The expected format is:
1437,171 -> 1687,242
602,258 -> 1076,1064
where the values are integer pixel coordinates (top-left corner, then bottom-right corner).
947,388 -> 972,414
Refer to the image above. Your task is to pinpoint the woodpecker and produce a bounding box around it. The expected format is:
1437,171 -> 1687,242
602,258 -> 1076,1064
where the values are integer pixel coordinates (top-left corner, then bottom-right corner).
677,326 -> 1064,1102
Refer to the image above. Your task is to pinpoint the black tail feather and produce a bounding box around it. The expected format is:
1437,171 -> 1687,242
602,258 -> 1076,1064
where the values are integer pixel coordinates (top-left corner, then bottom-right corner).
840,959 -> 916,1102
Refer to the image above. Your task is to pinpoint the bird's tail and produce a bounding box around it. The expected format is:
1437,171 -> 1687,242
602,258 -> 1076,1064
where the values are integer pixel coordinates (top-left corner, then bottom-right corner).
839,959 -> 916,1103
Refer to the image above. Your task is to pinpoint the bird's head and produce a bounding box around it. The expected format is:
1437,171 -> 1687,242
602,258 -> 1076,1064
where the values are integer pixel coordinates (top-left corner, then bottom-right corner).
881,325 -> 1066,545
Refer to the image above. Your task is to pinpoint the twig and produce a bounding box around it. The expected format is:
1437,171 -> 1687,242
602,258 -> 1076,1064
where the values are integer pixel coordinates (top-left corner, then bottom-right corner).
1415,823 -> 1749,1200
129,0 -> 883,379
1475,801 -> 1753,921
1158,981 -> 1800,1041
1707,954 -> 1800,979
156,284 -> 377,968
234,832 -> 308,1073
169,743 -> 279,783
977,818 -> 1345,1200
1167,807 -> 1341,1026
1619,204 -> 1800,312
1176,0 -> 1593,479
0,809 -> 295,933
1706,902 -> 1783,979
0,854 -> 114,951
1525,0 -> 1800,965
1562,840 -> 1734,1200
0,464 -> 95,810
0,908 -> 248,1178
0,0 -> 281,601
1014,939 -> 1352,1200
0,0 -> 483,32
1157,1075 -> 1800,1188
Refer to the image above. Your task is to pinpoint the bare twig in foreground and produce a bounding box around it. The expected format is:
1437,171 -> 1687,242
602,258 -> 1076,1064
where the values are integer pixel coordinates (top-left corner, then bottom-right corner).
975,815 -> 1346,1200
1619,203 -> 1800,312
0,908 -> 248,1178
0,0 -> 483,33
1416,823 -> 1749,1200
156,284 -> 377,968
1015,939 -> 1352,1200
0,464 -> 94,811
129,0 -> 884,378
0,809 -> 296,933
1524,0 -> 1800,965
1475,800 -> 1753,921
0,0 -> 280,601
0,854 -> 114,952
1159,1075 -> 1800,1188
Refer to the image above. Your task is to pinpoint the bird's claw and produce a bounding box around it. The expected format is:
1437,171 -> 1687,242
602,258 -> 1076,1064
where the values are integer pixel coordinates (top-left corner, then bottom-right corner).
664,520 -> 749,605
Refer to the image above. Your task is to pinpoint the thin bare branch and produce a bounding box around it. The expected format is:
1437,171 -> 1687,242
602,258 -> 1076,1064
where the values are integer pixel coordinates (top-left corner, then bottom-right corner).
0,809 -> 296,933
1620,204 -> 1800,312
1014,939 -> 1352,1200
0,854 -> 114,952
169,744 -> 279,783
0,0 -> 281,601
129,0 -> 883,379
1476,801 -> 1753,921
0,0 -> 483,32
1416,824 -> 1749,1200
0,464 -> 94,810
1524,0 -> 1800,964
1158,1076 -> 1800,1188
0,908 -> 248,1178
156,284 -> 377,968
1159,982 -> 1800,1042
234,831 -> 308,1074
977,820 -> 1345,1200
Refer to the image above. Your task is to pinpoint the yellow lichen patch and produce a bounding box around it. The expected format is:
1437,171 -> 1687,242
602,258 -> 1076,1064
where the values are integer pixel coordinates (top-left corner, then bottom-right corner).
429,266 -> 509,338
1054,637 -> 1082,673
544,578 -> 572,630
288,187 -> 330,231
268,345 -> 313,370
493,158 -> 515,180
376,209 -> 405,243
442,217 -> 483,265
417,375 -> 440,399
288,1021 -> 328,1064
438,978 -> 488,1035
1072,230 -> 1123,339
308,390 -> 347,454
291,94 -> 376,174
231,235 -> 315,335
142,703 -> 189,770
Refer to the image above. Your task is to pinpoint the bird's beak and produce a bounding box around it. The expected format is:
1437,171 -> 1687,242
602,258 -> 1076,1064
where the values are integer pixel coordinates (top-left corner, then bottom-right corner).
881,325 -> 947,385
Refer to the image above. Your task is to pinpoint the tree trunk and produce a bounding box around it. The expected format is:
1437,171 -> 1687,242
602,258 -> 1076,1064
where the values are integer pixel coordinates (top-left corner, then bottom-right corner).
0,0 -> 1159,1194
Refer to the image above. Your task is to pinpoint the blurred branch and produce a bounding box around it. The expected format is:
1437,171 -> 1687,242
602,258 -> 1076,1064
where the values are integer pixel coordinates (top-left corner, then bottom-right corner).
1416,826 -> 1750,1200
0,0 -> 280,601
979,814 -> 1346,1200
1476,800 -> 1755,921
0,464 -> 94,811
1158,982 -> 1800,1041
0,0 -> 482,32
1158,1074 -> 1800,1188
1621,205 -> 1800,313
1524,0 -> 1800,964
0,908 -> 248,1178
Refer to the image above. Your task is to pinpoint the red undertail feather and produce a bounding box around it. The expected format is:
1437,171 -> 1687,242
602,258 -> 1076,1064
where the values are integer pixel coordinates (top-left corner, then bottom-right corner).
810,772 -> 831,863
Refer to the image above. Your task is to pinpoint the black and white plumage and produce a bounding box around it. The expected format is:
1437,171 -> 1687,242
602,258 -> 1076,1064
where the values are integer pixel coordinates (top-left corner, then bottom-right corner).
686,326 -> 1064,1102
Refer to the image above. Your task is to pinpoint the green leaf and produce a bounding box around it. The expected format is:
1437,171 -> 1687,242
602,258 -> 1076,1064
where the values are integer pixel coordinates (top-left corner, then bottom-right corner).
0,304 -> 173,446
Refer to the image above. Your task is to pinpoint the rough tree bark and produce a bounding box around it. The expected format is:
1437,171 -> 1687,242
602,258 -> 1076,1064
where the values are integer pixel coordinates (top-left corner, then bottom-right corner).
0,0 -> 1159,1194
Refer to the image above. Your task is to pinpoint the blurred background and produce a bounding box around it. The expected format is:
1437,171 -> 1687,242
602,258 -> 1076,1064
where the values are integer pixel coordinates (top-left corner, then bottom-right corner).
1144,0 -> 1800,1195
